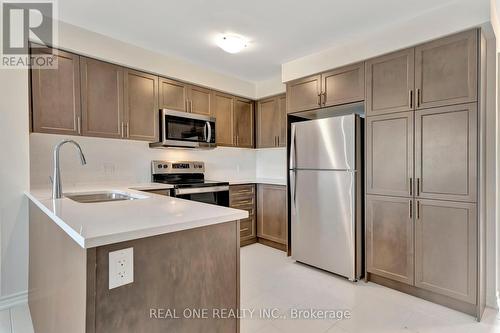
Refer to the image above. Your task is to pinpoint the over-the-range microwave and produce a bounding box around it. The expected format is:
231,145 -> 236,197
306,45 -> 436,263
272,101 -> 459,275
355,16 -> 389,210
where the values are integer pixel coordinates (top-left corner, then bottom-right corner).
149,109 -> 216,149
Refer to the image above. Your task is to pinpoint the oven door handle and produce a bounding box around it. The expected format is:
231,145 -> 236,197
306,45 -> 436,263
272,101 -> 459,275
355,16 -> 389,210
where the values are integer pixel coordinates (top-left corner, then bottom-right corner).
175,185 -> 229,195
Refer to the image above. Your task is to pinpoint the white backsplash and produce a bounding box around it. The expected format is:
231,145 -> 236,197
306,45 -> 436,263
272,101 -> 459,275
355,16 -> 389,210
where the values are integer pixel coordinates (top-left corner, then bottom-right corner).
30,133 -> 259,189
256,148 -> 287,180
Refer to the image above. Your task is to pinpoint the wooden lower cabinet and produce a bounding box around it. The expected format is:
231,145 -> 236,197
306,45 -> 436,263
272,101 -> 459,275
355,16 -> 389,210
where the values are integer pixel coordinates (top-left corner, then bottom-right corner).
366,195 -> 414,285
230,184 -> 257,246
257,184 -> 287,251
415,199 -> 477,304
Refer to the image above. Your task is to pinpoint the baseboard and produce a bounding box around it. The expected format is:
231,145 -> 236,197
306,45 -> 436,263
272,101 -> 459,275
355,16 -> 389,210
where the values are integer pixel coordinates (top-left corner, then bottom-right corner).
0,291 -> 28,310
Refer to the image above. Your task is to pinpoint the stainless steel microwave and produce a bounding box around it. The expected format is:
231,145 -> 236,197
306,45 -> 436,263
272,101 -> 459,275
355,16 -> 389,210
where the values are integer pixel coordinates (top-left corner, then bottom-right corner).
149,109 -> 216,149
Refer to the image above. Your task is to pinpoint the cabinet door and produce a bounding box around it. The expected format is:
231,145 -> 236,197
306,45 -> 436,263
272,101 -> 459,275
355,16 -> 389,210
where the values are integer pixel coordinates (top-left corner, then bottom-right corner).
257,185 -> 287,245
286,75 -> 321,113
80,57 -> 124,139
123,69 -> 158,142
159,78 -> 187,112
366,195 -> 414,285
322,62 -> 364,107
278,94 -> 287,147
31,48 -> 81,135
415,199 -> 477,303
234,98 -> 254,148
415,30 -> 477,109
257,97 -> 280,148
415,103 -> 477,202
366,48 -> 415,116
211,91 -> 234,146
187,85 -> 211,115
366,112 -> 414,197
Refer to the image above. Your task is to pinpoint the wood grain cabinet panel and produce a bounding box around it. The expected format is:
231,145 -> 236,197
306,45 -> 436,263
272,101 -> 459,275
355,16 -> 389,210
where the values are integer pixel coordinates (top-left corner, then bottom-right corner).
80,57 -> 124,139
187,85 -> 211,115
286,75 -> 321,113
31,48 -> 82,135
159,78 -> 187,112
366,112 -> 414,197
366,195 -> 414,285
257,95 -> 286,148
234,97 -> 254,148
211,91 -> 234,146
257,185 -> 287,245
415,199 -> 477,303
415,30 -> 478,109
415,103 -> 477,202
230,185 -> 256,246
366,48 -> 415,116
322,62 -> 364,107
123,69 -> 158,142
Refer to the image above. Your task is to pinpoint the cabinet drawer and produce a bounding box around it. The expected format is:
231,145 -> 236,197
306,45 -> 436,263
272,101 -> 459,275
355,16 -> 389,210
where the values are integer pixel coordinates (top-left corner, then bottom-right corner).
230,184 -> 255,197
240,218 -> 255,239
231,197 -> 255,207
232,204 -> 255,217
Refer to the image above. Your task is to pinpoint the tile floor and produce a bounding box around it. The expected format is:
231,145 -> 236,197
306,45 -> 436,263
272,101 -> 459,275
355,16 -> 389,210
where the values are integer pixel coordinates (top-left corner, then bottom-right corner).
240,243 -> 500,333
2,243 -> 500,333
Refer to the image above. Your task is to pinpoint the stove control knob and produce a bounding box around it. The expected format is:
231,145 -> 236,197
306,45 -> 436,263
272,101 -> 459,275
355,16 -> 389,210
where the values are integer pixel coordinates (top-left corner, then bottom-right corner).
163,164 -> 168,169
157,164 -> 163,169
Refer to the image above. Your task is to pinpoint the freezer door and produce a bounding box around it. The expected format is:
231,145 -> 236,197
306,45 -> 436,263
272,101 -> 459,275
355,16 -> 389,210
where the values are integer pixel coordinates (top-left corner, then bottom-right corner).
290,114 -> 355,170
290,169 -> 355,280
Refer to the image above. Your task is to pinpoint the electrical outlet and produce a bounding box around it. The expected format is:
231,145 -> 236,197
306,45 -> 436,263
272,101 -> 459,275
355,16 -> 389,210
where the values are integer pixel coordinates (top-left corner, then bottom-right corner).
109,247 -> 134,289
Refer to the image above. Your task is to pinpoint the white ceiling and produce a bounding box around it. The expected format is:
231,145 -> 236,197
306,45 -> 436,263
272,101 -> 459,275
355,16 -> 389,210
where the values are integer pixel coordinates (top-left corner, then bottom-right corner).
59,0 -> 468,82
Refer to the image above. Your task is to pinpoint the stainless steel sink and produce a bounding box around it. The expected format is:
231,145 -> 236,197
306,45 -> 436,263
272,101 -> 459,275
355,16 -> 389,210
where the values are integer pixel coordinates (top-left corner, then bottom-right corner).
65,191 -> 145,203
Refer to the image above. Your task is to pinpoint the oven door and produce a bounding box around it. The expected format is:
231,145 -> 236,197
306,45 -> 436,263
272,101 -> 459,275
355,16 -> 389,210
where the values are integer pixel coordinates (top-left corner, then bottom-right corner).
174,186 -> 229,207
161,109 -> 216,148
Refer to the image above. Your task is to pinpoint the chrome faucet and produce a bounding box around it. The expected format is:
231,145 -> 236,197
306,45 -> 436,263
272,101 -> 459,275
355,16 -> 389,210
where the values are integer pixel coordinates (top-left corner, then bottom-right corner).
52,140 -> 87,199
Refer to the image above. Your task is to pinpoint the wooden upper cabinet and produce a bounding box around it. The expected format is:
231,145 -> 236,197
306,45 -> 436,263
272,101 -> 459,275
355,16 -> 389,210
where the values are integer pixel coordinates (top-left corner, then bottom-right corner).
415,103 -> 477,202
257,184 -> 287,245
80,57 -> 124,139
187,85 -> 211,115
366,195 -> 414,285
286,75 -> 321,113
278,94 -> 287,147
322,62 -> 364,107
31,48 -> 82,135
415,29 -> 478,109
257,96 -> 280,148
123,69 -> 159,142
366,48 -> 415,116
366,112 -> 414,198
415,199 -> 477,303
211,91 -> 234,146
159,78 -> 187,112
234,98 -> 254,148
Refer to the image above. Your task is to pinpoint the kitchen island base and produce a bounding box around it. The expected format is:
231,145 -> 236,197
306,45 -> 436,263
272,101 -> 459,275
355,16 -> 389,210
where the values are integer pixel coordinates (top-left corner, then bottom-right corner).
29,202 -> 240,333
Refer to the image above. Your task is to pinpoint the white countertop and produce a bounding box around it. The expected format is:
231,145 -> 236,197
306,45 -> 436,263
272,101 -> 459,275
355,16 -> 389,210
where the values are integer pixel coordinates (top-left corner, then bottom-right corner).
26,183 -> 248,249
226,178 -> 287,186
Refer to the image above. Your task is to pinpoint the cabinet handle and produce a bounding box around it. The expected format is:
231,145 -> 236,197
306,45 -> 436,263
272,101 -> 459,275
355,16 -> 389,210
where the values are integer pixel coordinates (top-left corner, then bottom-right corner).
277,136 -> 280,147
185,100 -> 189,112
77,116 -> 81,135
126,122 -> 130,138
409,90 -> 413,109
417,201 -> 420,219
416,178 -> 420,196
322,92 -> 327,106
409,178 -> 413,196
317,93 -> 322,106
409,200 -> 412,219
190,100 -> 193,113
121,122 -> 125,138
417,89 -> 421,108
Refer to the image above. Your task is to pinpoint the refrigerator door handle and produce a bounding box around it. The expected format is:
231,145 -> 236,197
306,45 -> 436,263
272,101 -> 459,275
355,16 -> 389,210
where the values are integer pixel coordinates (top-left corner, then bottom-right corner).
289,125 -> 297,170
290,170 -> 297,211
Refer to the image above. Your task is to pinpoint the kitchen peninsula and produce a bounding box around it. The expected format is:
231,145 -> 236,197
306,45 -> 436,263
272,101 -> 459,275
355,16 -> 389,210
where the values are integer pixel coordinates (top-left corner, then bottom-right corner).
26,185 -> 248,333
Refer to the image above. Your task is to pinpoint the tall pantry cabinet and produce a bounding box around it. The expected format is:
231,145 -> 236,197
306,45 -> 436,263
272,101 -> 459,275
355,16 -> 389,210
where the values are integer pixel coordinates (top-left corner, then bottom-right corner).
365,29 -> 486,319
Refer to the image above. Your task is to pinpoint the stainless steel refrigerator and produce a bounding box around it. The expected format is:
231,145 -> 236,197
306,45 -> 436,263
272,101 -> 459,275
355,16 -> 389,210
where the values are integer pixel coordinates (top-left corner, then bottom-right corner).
289,113 -> 362,281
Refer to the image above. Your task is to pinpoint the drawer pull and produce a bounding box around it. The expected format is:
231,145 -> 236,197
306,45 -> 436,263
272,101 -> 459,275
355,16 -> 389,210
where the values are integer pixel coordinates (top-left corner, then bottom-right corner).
240,228 -> 249,232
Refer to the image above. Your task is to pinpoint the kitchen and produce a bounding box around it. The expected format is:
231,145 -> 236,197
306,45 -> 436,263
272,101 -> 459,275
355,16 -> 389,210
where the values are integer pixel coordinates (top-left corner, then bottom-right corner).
1,1 -> 500,333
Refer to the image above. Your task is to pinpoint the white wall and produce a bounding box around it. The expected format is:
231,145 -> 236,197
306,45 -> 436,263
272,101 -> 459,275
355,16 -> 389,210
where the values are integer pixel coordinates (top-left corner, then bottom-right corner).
282,0 -> 491,82
255,75 -> 286,99
256,148 -> 287,180
29,134 -> 257,189
0,68 -> 30,298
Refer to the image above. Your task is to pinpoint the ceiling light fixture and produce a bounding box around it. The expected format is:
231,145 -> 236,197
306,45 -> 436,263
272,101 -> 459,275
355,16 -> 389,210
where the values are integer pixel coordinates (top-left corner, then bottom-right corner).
216,34 -> 248,54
